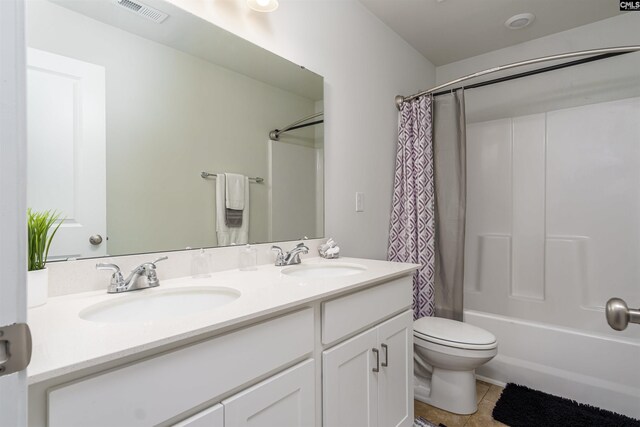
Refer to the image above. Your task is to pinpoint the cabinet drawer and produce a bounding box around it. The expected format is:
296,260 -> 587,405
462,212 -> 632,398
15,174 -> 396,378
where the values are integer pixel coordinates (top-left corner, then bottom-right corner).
223,359 -> 315,427
48,308 -> 313,427
322,276 -> 412,345
173,404 -> 224,427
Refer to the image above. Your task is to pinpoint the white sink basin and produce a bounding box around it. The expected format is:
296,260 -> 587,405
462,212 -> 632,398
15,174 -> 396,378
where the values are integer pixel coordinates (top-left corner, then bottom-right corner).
80,286 -> 241,323
281,263 -> 366,278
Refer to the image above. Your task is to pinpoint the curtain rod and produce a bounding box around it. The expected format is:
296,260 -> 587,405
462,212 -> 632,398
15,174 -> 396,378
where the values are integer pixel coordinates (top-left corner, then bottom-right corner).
395,45 -> 640,109
430,51 -> 627,97
269,111 -> 323,140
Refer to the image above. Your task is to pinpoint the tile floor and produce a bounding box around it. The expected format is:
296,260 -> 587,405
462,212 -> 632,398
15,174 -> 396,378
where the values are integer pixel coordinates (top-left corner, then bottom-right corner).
414,380 -> 508,427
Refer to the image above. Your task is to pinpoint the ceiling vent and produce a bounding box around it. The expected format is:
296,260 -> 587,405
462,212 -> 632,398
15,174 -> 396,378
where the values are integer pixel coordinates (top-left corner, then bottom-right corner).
114,0 -> 168,23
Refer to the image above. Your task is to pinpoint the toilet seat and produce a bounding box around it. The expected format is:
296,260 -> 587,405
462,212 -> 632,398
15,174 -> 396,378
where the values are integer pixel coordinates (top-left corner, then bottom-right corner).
413,317 -> 497,351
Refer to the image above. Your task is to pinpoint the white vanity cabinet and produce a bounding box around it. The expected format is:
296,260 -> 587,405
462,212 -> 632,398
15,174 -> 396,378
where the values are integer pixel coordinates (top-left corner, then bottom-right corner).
321,277 -> 414,427
31,264 -> 418,427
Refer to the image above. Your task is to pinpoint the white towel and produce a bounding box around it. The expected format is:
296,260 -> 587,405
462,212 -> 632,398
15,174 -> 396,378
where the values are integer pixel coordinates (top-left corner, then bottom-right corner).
216,174 -> 249,246
225,173 -> 245,210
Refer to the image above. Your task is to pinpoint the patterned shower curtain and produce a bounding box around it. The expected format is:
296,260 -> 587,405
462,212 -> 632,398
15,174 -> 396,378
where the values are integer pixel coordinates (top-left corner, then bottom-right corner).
388,95 -> 436,319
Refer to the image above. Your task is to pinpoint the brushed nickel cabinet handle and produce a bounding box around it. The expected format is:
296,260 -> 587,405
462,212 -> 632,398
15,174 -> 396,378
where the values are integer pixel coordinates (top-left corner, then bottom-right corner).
372,348 -> 380,373
381,343 -> 388,367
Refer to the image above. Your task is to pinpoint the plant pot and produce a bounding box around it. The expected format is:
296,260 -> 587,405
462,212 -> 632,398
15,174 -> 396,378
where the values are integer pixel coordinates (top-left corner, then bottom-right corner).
28,267 -> 48,308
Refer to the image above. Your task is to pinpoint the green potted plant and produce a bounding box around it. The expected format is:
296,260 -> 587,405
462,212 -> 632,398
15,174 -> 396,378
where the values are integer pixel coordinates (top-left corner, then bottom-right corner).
27,209 -> 62,308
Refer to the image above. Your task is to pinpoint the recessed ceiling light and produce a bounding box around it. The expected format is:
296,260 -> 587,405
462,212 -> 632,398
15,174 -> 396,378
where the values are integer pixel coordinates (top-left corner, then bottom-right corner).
505,13 -> 535,30
247,0 -> 279,12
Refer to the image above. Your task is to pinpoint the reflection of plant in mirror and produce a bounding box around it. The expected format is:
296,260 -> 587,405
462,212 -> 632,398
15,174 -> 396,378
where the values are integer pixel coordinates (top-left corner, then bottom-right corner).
27,209 -> 63,271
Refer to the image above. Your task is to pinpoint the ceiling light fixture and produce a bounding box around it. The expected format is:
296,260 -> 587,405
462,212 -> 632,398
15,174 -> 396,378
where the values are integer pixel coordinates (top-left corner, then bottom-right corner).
504,13 -> 535,30
247,0 -> 279,12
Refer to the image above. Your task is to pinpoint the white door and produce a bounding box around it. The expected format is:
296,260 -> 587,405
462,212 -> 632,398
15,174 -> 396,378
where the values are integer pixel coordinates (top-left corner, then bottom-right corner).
223,360 -> 315,427
0,0 -> 28,425
27,48 -> 106,259
377,311 -> 414,427
323,329 -> 378,427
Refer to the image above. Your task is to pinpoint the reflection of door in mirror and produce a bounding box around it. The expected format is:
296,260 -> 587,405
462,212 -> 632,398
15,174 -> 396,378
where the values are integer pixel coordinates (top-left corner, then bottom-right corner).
27,48 -> 106,259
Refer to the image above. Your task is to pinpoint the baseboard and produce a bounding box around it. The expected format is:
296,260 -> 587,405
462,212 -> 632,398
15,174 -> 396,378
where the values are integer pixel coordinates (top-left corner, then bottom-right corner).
475,374 -> 505,388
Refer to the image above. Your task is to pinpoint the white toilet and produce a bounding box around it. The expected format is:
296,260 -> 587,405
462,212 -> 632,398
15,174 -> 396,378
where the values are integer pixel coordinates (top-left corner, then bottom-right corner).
413,317 -> 497,415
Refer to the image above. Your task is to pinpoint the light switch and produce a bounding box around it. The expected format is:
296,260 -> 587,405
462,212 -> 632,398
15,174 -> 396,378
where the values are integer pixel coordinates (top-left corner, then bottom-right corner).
355,192 -> 364,212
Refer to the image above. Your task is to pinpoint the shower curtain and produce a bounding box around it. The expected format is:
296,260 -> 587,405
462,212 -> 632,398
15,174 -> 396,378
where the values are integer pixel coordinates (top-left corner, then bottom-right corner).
433,89 -> 466,321
388,90 -> 467,320
388,95 -> 436,319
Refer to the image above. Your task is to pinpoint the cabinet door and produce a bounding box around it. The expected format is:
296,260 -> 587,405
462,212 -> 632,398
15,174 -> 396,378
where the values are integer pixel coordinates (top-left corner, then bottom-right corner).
323,328 -> 378,427
173,404 -> 224,427
223,360 -> 315,427
377,310 -> 413,427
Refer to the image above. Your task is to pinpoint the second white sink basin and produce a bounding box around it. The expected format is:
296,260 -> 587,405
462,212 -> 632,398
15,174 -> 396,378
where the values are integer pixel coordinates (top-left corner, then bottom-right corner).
80,286 -> 241,323
281,263 -> 366,278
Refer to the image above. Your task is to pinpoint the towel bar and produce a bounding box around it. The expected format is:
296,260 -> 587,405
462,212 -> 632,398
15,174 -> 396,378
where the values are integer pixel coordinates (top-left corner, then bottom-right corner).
201,172 -> 264,183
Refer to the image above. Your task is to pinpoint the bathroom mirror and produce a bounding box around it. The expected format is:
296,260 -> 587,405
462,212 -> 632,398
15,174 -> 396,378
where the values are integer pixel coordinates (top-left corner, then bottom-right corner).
26,0 -> 324,260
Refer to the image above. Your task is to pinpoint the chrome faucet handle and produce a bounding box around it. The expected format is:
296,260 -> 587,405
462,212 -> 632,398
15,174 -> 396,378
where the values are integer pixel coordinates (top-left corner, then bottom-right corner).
291,242 -> 309,255
96,263 -> 125,291
96,263 -> 120,272
271,246 -> 285,266
137,256 -> 168,286
282,243 -> 309,265
134,255 -> 168,272
152,256 -> 168,265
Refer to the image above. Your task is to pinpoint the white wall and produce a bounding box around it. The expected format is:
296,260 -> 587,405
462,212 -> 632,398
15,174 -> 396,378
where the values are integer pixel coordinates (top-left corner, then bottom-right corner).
27,0 -> 321,255
164,0 -> 436,259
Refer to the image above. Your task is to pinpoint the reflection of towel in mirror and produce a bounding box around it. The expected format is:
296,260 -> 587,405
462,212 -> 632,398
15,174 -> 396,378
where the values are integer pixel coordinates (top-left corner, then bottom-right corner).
225,173 -> 245,210
225,208 -> 243,227
216,173 -> 249,245
224,173 -> 245,227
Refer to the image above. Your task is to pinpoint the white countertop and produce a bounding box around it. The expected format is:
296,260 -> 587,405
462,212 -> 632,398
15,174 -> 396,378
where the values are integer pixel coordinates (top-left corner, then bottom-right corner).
27,257 -> 418,385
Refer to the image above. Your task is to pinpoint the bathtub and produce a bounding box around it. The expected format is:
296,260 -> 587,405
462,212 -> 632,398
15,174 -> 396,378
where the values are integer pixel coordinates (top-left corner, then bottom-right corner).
465,310 -> 640,419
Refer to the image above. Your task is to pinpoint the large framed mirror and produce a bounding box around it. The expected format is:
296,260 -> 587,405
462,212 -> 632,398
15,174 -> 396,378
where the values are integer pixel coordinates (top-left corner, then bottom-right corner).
26,0 -> 324,260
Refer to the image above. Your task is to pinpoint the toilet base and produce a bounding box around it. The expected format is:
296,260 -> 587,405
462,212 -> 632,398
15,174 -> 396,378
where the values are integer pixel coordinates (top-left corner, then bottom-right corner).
414,367 -> 478,415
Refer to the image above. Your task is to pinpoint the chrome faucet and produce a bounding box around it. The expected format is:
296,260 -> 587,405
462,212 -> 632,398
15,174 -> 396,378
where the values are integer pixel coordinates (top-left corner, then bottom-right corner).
96,256 -> 168,293
271,243 -> 309,266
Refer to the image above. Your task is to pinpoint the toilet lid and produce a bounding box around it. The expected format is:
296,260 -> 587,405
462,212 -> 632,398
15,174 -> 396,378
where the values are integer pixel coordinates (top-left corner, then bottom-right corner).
413,317 -> 496,347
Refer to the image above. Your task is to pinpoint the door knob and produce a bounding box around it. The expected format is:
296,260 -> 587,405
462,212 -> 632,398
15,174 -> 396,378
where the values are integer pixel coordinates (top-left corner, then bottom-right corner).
89,234 -> 103,245
605,298 -> 640,331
